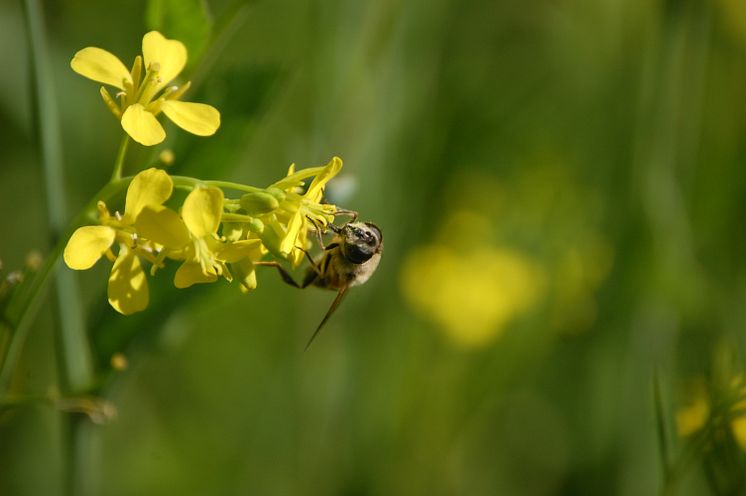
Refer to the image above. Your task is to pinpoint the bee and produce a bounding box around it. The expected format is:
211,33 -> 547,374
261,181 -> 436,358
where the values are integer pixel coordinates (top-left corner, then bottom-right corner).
257,214 -> 383,349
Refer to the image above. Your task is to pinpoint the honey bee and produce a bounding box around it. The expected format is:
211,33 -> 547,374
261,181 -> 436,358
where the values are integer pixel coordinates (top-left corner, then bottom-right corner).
258,214 -> 383,349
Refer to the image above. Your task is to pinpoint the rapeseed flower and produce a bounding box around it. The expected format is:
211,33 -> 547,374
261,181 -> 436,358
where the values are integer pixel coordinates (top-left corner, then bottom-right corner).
71,31 -> 220,146
136,186 -> 263,288
257,157 -> 341,266
63,158 -> 346,314
64,168 -> 173,314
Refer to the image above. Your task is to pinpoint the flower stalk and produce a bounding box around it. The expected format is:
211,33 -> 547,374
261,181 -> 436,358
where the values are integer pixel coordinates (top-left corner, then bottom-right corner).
111,135 -> 130,182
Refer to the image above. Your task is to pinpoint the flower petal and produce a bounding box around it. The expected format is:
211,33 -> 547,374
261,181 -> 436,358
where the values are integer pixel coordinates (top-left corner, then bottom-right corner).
161,100 -> 220,136
142,31 -> 187,92
123,167 -> 173,224
108,247 -> 149,315
70,47 -> 132,90
289,226 -> 310,267
174,261 -> 217,288
134,205 -> 190,248
235,259 -> 258,292
63,226 -> 116,270
121,104 -> 166,146
219,239 -> 263,263
182,187 -> 223,238
306,156 -> 343,202
279,211 -> 303,256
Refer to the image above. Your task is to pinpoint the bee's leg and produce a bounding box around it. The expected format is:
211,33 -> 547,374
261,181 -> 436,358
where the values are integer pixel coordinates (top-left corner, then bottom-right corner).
301,266 -> 320,288
254,261 -> 302,289
296,246 -> 324,277
334,209 -> 358,222
305,216 -> 332,251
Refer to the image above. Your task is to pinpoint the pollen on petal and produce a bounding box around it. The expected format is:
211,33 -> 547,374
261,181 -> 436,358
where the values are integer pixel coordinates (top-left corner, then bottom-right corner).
121,104 -> 166,146
108,247 -> 149,315
71,47 -> 132,90
182,187 -> 224,238
142,31 -> 187,92
161,101 -> 220,137
63,225 -> 116,270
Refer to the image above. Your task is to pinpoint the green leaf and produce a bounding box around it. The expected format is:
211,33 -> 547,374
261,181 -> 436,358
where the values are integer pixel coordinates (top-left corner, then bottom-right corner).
145,0 -> 212,67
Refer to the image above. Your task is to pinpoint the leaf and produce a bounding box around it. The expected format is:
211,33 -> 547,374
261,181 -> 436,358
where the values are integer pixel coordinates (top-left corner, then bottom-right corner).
145,0 -> 212,67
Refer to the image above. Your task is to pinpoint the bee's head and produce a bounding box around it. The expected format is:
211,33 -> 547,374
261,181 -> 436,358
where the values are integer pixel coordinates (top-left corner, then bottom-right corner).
339,222 -> 383,264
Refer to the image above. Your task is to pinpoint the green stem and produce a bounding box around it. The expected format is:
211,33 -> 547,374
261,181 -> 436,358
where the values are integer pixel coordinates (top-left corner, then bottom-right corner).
111,135 -> 130,181
21,0 -> 95,396
653,368 -> 672,481
204,180 -> 263,193
222,213 -> 255,222
19,2 -> 104,494
170,176 -> 263,193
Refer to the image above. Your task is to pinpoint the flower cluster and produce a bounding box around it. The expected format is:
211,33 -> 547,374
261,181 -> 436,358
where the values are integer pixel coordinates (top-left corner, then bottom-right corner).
71,31 -> 220,146
63,157 -> 342,314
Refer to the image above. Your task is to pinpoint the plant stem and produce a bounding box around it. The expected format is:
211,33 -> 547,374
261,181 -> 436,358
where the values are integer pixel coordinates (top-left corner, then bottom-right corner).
653,368 -> 671,481
21,0 -> 95,394
204,180 -> 263,193
170,175 -> 264,193
111,134 -> 130,182
221,213 -> 256,222
20,1 -> 99,494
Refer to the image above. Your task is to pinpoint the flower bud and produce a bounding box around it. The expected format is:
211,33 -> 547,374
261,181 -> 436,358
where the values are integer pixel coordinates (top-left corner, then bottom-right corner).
240,191 -> 280,215
265,187 -> 286,203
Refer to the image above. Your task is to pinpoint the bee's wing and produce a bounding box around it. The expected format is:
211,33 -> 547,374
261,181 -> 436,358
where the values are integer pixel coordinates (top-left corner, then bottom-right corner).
304,285 -> 348,351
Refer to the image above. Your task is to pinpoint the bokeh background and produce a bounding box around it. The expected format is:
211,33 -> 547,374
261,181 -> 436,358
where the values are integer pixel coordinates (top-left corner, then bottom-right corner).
3,0 -> 746,494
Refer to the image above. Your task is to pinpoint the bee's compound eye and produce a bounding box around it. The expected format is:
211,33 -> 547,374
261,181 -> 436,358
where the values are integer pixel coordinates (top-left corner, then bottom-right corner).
344,242 -> 374,264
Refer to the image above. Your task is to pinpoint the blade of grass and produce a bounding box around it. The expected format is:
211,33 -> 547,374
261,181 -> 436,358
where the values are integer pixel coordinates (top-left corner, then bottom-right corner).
653,367 -> 672,485
21,1 -> 95,495
22,0 -> 93,394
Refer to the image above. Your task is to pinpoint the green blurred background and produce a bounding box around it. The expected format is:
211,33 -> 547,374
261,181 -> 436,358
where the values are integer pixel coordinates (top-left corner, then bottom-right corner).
3,0 -> 746,494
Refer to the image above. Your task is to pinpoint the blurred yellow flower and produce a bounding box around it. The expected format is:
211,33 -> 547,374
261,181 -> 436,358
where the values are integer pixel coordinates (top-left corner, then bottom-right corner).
676,376 -> 746,451
440,165 -> 615,335
676,383 -> 710,437
401,220 -> 545,348
71,31 -> 220,146
714,0 -> 746,46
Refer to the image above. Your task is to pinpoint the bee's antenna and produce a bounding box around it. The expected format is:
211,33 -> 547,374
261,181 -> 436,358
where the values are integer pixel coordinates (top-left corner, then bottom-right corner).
327,223 -> 343,234
304,286 -> 348,351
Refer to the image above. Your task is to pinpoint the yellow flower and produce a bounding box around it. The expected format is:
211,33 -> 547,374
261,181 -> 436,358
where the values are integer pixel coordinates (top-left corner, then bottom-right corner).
258,157 -> 341,266
136,186 -> 262,288
401,242 -> 544,348
64,168 -> 173,314
71,31 -> 220,146
400,210 -> 545,348
676,376 -> 746,450
676,383 -> 710,437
